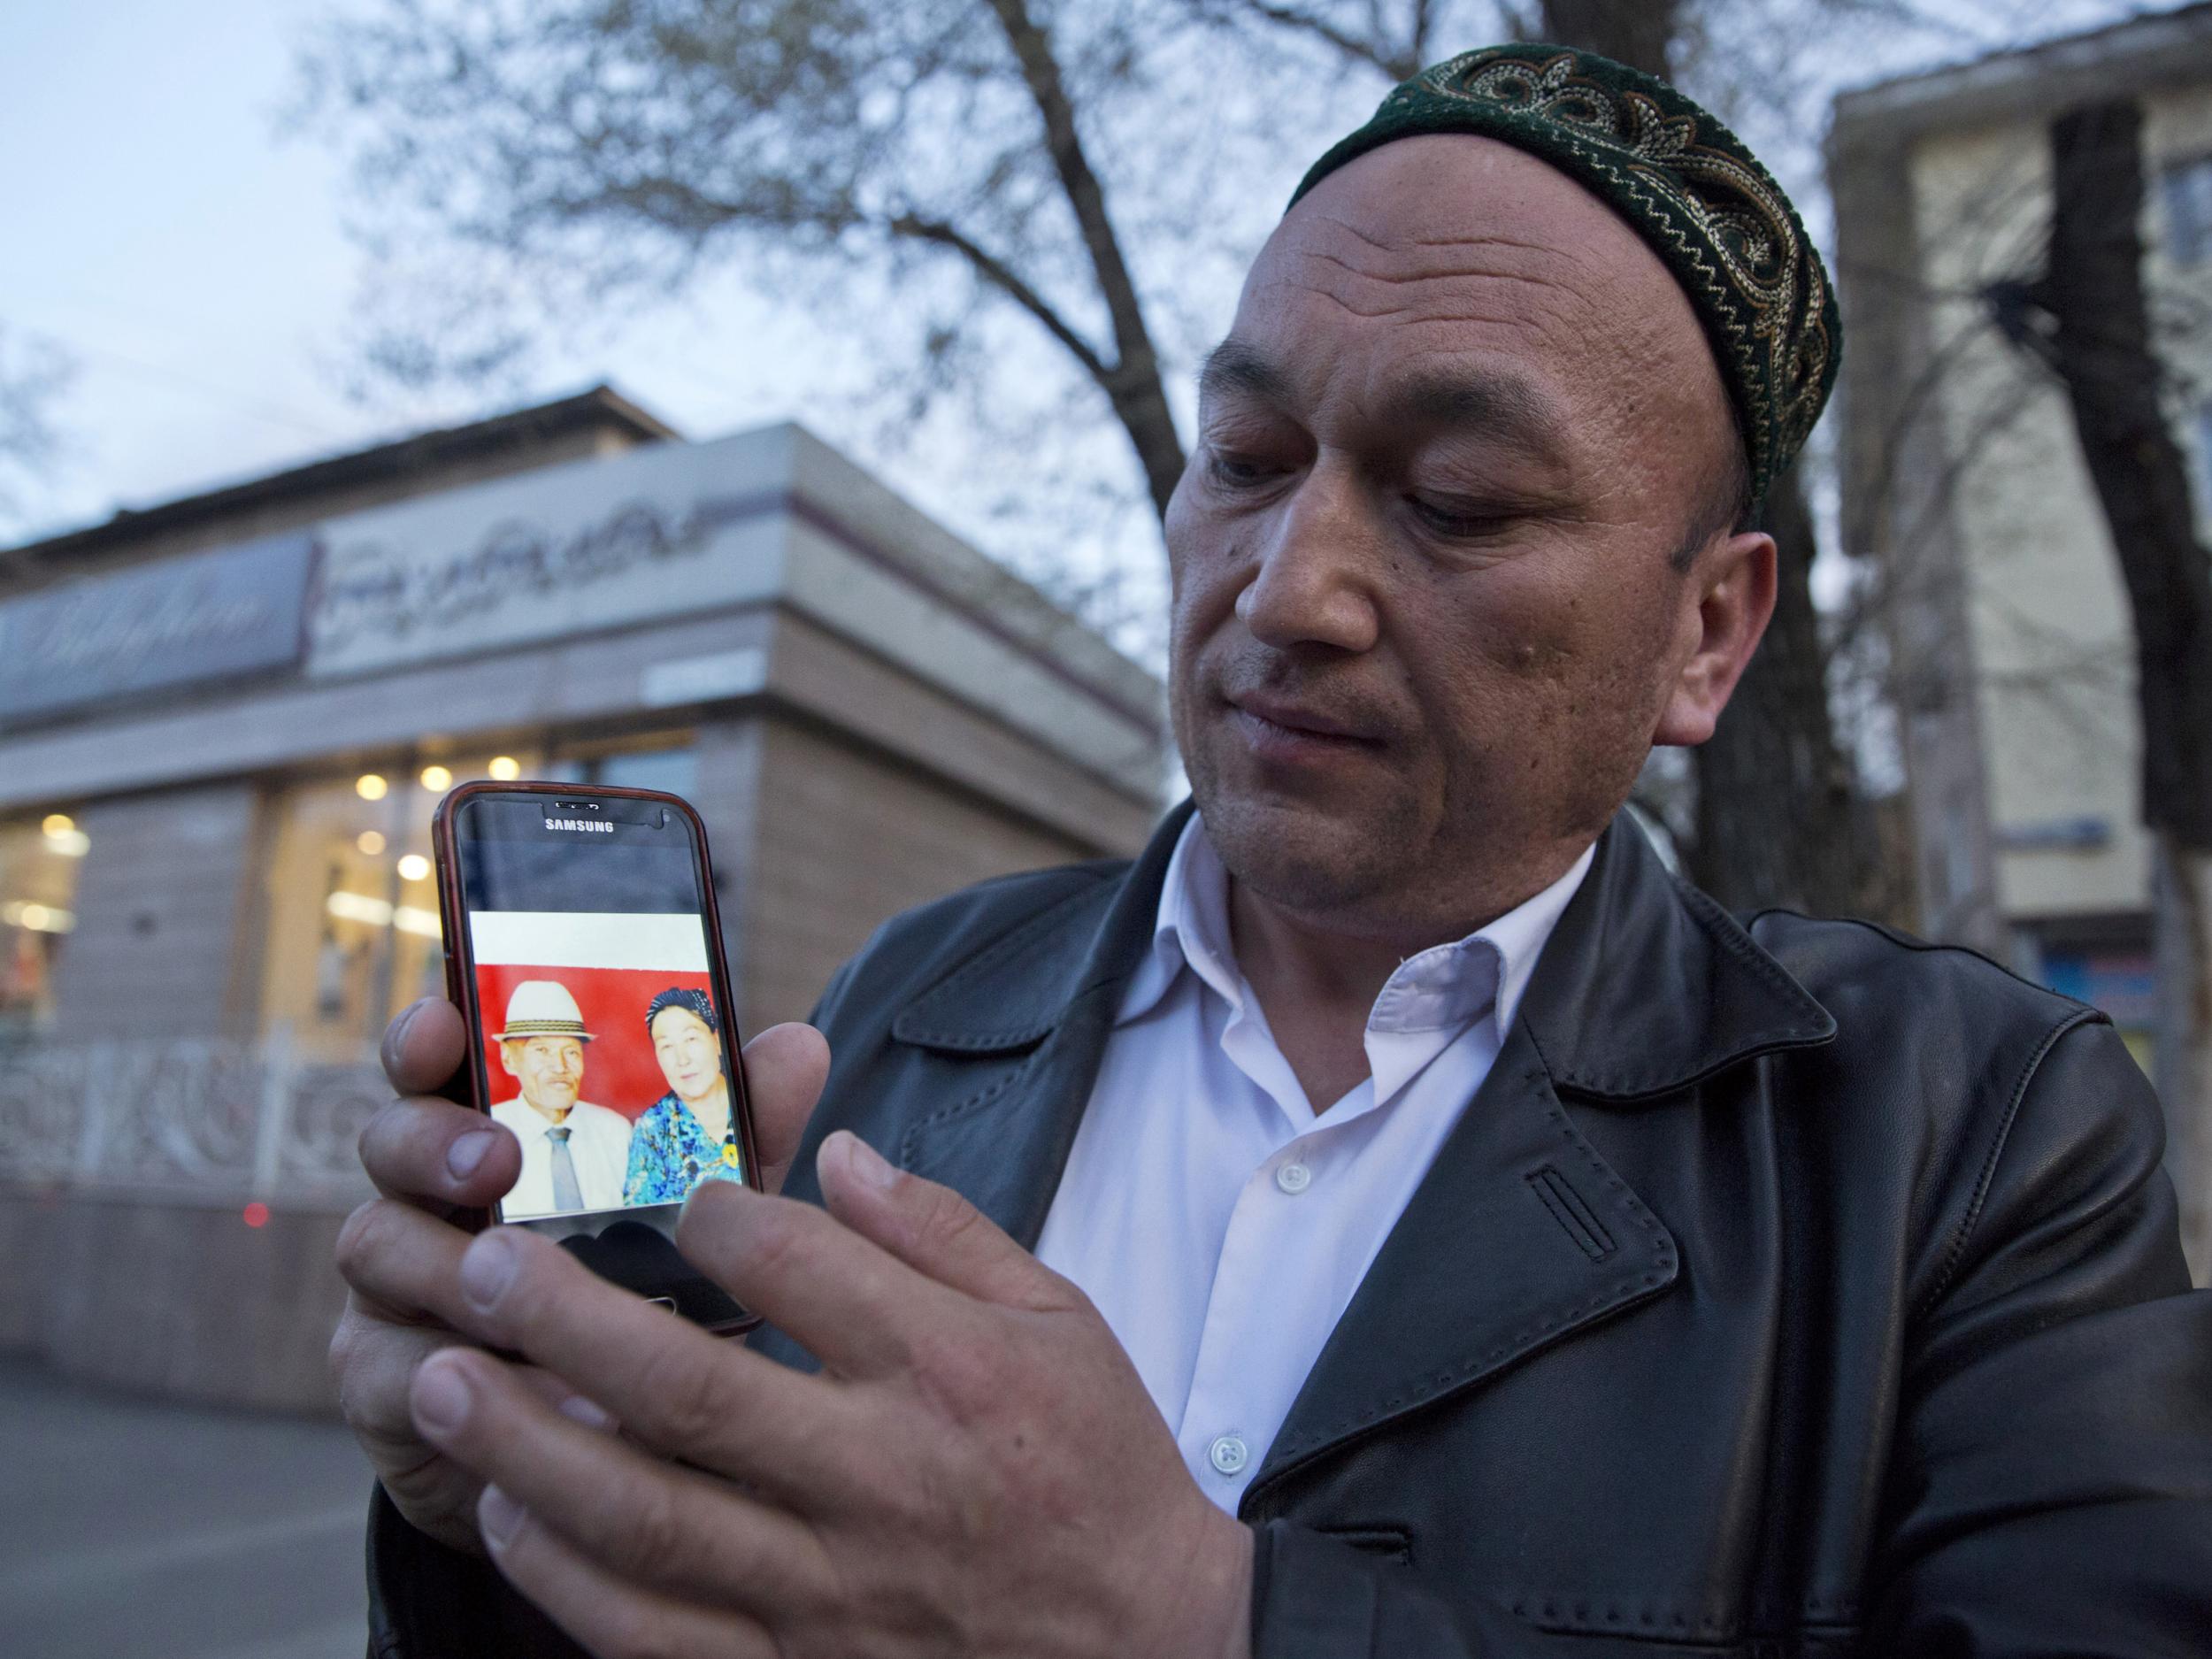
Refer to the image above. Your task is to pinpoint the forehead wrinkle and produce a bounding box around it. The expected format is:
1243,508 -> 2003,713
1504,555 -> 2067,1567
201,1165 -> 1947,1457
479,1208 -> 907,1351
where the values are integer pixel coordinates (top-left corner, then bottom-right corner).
1278,239 -> 1603,336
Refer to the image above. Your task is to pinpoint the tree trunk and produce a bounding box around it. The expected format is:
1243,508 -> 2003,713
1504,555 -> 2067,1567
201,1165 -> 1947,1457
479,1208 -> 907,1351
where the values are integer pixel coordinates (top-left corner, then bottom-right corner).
987,0 -> 1188,519
2045,100 -> 2212,1279
1538,0 -> 1674,72
1690,464 -> 1869,914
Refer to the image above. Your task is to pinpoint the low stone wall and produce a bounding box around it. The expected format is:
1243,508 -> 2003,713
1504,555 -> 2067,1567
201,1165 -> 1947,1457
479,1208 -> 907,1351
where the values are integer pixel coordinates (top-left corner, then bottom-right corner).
0,1034 -> 381,1413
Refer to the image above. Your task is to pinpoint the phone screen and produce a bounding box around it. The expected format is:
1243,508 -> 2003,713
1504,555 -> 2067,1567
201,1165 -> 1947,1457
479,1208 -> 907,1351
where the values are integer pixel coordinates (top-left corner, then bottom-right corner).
449,792 -> 750,1324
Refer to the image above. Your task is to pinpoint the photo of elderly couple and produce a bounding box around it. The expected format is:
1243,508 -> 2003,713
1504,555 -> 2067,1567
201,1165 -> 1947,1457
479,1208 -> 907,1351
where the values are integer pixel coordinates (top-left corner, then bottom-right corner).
470,918 -> 742,1219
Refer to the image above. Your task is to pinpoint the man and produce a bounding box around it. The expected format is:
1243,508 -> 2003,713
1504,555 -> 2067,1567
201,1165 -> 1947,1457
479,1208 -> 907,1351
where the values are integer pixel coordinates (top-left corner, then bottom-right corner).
484,980 -> 631,1217
334,45 -> 2212,1658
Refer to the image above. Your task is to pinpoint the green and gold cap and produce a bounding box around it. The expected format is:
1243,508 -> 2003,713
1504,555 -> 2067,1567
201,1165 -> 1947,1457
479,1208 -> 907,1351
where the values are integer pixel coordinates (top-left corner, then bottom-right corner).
1292,44 -> 1839,505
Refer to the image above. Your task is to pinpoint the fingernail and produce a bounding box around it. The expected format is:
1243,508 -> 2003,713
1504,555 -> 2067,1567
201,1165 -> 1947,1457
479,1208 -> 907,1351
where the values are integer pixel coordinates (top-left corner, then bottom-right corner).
557,1394 -> 615,1432
480,1484 -> 526,1548
460,1231 -> 520,1310
446,1130 -> 495,1181
411,1356 -> 471,1433
839,1132 -> 899,1189
381,999 -> 426,1073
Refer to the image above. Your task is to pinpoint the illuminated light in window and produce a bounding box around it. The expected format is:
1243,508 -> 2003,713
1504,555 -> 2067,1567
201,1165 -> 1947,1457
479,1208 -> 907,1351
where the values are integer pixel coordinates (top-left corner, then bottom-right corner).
356,773 -> 388,801
326,890 -> 394,927
356,830 -> 387,856
3,901 -> 75,933
41,813 -> 74,836
488,756 -> 522,781
396,853 -> 432,883
419,764 -> 453,792
42,828 -> 90,857
393,905 -> 442,939
242,1202 -> 270,1229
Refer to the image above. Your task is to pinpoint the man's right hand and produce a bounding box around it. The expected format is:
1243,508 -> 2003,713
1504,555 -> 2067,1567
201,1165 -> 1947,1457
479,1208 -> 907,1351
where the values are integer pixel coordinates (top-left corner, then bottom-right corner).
328,995 -> 828,1554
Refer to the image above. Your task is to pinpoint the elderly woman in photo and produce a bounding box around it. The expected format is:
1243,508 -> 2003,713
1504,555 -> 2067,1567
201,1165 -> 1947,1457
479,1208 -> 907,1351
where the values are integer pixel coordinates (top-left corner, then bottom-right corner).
619,987 -> 741,1205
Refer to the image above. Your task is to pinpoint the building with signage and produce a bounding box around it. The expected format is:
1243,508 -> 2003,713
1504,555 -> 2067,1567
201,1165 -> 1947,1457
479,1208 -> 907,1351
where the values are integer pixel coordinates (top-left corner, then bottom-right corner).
1830,4 -> 2212,1071
0,387 -> 1164,1409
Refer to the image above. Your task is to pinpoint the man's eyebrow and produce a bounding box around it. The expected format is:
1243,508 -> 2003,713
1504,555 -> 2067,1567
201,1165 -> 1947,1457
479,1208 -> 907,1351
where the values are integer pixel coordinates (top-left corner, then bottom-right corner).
1197,339 -> 1293,408
1387,368 -> 1571,467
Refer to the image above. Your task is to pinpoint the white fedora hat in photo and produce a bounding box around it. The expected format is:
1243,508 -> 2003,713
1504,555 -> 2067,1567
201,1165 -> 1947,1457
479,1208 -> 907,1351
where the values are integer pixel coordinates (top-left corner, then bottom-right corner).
495,979 -> 595,1042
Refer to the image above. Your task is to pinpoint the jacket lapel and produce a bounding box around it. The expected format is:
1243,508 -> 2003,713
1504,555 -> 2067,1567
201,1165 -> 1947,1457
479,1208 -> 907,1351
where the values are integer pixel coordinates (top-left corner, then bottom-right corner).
1243,818 -> 1835,1509
1242,1020 -> 1677,1509
888,802 -> 1192,1248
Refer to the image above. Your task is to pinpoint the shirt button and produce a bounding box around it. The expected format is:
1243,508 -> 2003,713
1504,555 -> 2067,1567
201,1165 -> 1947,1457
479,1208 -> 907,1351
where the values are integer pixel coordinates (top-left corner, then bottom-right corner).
1275,1162 -> 1312,1195
1209,1432 -> 1249,1475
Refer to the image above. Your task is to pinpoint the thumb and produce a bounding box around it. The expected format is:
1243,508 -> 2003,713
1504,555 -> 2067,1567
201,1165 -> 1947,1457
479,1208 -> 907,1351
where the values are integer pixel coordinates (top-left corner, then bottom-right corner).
738,1024 -> 830,1197
816,1130 -> 1070,1312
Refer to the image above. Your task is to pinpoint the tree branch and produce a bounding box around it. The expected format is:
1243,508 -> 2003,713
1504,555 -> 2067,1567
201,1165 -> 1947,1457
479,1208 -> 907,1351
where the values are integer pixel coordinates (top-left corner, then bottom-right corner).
1194,0 -> 1424,80
887,212 -> 1110,384
983,0 -> 1187,517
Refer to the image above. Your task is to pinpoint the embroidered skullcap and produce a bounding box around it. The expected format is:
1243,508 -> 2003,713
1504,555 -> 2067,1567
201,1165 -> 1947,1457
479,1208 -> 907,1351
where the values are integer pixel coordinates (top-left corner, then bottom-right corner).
645,986 -> 718,1036
1290,43 -> 1839,505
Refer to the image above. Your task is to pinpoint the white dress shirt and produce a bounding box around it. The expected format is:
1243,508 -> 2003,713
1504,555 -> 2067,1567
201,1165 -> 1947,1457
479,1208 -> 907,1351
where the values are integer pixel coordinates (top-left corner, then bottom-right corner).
490,1096 -> 634,1218
1033,814 -> 1594,1511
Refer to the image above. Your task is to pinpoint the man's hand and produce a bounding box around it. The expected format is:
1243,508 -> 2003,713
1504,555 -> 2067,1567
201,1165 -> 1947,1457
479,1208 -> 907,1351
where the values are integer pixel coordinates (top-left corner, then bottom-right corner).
327,996 -> 827,1555
404,1130 -> 1256,1659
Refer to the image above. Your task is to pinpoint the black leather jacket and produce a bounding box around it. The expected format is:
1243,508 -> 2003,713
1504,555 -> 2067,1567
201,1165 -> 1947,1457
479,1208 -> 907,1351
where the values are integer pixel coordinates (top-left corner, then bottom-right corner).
368,806 -> 2212,1656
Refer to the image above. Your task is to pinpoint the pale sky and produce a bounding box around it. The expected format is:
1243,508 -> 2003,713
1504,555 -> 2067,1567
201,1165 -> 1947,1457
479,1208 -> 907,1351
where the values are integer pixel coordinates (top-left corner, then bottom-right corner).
0,0 -> 877,541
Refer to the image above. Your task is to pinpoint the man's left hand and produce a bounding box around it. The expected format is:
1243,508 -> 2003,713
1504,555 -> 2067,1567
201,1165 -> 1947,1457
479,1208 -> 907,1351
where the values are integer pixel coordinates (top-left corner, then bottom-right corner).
405,1128 -> 1254,1659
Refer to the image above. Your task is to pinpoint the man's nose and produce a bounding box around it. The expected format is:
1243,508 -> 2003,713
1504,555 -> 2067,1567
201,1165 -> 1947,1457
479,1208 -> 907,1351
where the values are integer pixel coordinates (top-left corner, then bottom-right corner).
1236,462 -> 1380,654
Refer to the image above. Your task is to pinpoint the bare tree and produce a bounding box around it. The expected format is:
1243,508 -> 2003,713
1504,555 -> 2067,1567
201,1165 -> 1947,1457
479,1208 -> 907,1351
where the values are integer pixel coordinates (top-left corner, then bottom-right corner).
297,0 -> 2101,924
0,325 -> 75,526
2006,99 -> 2212,1272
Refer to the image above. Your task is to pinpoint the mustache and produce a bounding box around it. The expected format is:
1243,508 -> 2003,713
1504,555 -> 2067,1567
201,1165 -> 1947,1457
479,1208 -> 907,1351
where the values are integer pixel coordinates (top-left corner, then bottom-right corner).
1205,646 -> 1402,741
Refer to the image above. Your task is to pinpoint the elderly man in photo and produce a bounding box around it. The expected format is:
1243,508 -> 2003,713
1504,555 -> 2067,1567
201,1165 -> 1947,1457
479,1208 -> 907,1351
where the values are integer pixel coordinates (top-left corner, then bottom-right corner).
333,44 -> 2212,1659
485,980 -> 631,1218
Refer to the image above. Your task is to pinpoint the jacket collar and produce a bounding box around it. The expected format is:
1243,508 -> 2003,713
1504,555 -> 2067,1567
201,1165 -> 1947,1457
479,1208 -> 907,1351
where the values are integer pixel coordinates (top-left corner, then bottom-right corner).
893,801 -> 1835,1102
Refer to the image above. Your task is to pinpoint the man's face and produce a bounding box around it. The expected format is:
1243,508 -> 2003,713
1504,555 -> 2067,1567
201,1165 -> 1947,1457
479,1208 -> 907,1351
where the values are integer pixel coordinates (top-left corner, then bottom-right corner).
501,1034 -> 586,1119
649,1006 -> 720,1104
1166,135 -> 1755,931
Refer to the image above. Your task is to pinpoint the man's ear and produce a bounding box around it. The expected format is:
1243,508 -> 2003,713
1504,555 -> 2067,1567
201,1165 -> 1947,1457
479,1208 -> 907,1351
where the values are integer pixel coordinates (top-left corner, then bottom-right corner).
497,1039 -> 523,1079
1652,529 -> 1777,749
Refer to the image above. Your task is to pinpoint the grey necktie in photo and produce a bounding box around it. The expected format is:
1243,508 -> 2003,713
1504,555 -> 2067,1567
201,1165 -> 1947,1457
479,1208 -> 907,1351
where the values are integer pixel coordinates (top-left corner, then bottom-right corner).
547,1124 -> 584,1211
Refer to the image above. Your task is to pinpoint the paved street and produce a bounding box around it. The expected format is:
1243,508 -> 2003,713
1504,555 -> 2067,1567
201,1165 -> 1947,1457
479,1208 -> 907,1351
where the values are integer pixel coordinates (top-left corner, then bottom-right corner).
0,1357 -> 373,1659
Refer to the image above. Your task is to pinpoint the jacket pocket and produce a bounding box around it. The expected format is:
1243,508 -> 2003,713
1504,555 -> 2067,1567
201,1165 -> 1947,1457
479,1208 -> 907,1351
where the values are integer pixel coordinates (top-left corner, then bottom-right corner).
1311,1523 -> 1412,1568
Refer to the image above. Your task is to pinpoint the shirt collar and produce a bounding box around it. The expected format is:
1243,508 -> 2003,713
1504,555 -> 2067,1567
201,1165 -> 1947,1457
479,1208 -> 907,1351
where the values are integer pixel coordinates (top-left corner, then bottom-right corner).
1116,812 -> 1594,1042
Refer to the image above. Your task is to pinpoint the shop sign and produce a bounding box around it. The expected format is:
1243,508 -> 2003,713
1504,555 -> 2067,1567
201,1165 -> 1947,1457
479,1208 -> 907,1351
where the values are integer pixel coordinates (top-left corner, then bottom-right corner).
0,531 -> 318,724
303,434 -> 783,679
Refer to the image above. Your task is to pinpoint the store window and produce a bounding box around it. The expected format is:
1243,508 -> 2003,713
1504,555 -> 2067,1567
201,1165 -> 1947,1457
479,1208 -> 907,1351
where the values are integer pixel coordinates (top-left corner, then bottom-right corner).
257,736 -> 695,1061
2162,154 -> 2212,265
542,737 -> 699,799
2195,402 -> 2212,526
0,812 -> 90,1042
260,751 -> 541,1062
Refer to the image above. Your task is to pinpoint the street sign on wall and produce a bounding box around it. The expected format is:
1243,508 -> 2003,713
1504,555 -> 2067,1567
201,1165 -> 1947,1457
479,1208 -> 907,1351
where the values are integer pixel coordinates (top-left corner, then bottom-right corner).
0,531 -> 318,725
303,433 -> 787,679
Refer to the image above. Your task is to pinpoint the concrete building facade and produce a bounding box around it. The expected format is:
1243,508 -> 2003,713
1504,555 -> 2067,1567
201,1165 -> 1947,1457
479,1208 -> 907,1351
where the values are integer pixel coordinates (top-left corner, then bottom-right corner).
1831,4 -> 2212,1071
0,388 -> 1164,1410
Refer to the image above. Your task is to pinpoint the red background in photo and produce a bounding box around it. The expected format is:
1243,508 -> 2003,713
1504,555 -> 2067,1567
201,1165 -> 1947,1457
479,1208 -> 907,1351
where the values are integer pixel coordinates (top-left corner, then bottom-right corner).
474,963 -> 719,1121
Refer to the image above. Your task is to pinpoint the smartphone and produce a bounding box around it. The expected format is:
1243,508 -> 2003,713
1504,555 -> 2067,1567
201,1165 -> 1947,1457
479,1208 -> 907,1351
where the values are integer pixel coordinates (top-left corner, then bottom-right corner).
431,780 -> 761,1332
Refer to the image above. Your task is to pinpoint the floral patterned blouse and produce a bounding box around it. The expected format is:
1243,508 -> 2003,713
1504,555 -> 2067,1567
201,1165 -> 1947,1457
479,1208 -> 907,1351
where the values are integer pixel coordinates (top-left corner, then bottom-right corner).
622,1092 -> 746,1205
